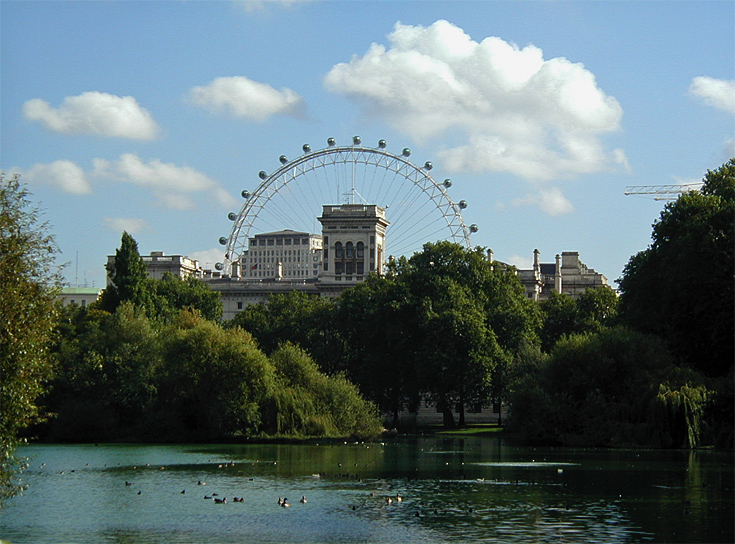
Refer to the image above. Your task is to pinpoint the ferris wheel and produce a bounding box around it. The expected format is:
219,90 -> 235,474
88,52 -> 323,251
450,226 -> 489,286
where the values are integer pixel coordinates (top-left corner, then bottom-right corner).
217,136 -> 477,273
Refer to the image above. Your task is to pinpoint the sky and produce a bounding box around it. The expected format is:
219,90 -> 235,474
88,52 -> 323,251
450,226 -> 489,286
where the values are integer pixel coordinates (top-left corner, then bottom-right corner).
2,0 -> 733,289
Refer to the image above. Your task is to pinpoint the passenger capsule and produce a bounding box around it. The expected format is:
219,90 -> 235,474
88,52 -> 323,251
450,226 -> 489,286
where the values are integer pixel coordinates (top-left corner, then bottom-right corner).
470,224 -> 478,233
424,161 -> 433,170
279,155 -> 288,164
215,262 -> 224,271
402,148 -> 411,157
353,136 -> 361,145
443,179 -> 452,188
219,237 -> 228,245
378,139 -> 387,149
459,200 -> 468,209
259,171 -> 268,180
228,212 -> 237,221
241,190 -> 250,199
327,137 -> 336,146
303,144 -> 311,153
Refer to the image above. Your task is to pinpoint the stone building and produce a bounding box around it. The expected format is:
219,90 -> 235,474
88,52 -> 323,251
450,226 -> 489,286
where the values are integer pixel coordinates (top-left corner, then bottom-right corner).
58,287 -> 102,308
238,230 -> 322,280
106,251 -> 204,286
514,250 -> 609,301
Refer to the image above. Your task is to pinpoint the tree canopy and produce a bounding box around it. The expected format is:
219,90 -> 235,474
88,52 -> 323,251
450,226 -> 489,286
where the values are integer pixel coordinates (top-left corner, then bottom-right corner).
618,159 -> 734,377
0,174 -> 62,503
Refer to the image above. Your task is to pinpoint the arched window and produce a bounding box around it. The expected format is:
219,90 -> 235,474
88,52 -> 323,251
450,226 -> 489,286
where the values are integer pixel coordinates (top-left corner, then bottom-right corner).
335,242 -> 343,259
346,242 -> 354,259
356,241 -> 364,258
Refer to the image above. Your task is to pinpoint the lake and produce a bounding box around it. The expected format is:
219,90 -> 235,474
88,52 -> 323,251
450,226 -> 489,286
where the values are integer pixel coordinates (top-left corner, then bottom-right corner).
1,436 -> 732,543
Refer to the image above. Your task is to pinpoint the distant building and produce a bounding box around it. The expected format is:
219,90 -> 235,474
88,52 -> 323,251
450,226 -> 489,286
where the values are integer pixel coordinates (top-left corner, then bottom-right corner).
514,250 -> 609,301
318,204 -> 389,285
207,204 -> 389,319
105,252 -> 204,286
59,287 -> 101,308
238,230 -> 322,281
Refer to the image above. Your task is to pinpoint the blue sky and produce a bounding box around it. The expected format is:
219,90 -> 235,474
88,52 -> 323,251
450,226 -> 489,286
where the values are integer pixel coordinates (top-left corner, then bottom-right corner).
2,0 -> 733,289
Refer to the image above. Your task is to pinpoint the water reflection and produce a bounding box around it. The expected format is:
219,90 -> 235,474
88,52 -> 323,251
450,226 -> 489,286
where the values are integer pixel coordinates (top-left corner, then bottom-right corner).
1,438 -> 732,544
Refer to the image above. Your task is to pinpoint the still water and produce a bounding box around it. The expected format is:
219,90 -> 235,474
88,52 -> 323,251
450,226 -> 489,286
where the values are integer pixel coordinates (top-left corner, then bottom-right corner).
1,436 -> 732,543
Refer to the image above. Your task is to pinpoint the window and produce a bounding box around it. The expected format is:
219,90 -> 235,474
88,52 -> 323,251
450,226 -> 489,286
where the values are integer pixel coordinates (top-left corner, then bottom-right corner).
356,241 -> 364,258
335,242 -> 343,259
357,262 -> 364,274
237,301 -> 243,310
335,262 -> 343,274
346,242 -> 354,259
346,262 -> 354,274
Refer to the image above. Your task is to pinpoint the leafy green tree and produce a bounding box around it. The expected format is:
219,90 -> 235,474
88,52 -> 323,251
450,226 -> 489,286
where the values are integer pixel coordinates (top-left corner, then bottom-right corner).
269,343 -> 382,438
228,291 -> 341,371
619,159 -> 734,377
0,174 -> 62,503
509,326 -> 711,447
339,241 -> 540,427
99,231 -> 153,315
47,302 -> 161,440
539,286 -> 619,352
153,272 -> 223,322
154,311 -> 276,439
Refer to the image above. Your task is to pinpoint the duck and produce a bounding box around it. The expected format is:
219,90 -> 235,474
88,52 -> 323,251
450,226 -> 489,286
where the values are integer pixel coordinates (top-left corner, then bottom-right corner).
395,494 -> 403,502
299,496 -> 307,503
278,497 -> 284,506
281,498 -> 290,507
214,497 -> 226,504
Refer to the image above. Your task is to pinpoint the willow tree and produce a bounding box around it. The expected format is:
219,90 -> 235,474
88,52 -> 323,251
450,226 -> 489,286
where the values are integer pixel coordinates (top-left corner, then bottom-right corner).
0,174 -> 63,503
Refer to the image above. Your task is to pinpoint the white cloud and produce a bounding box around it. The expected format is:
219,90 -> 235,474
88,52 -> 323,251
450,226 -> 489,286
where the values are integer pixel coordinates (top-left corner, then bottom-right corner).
506,254 -> 534,270
689,77 -> 735,115
513,187 -> 574,216
104,217 -> 150,235
92,153 -> 236,210
20,160 -> 92,195
325,20 -> 624,181
188,248 -> 226,268
189,76 -> 305,121
23,91 -> 160,140
724,138 -> 735,159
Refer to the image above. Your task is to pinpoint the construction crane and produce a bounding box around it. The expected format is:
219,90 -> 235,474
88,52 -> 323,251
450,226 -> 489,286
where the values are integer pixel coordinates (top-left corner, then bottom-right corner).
624,183 -> 703,201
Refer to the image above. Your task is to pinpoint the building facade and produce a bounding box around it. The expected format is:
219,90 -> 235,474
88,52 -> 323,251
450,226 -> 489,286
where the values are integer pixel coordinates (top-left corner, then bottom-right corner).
106,252 -> 204,286
515,250 -> 609,301
238,230 -> 322,280
318,204 -> 389,285
58,287 -> 102,308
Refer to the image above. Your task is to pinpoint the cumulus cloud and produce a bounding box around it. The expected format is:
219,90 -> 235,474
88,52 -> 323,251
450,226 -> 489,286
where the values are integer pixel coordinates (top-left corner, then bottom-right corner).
506,254 -> 534,270
104,217 -> 150,235
689,76 -> 735,115
188,248 -> 227,268
20,160 -> 92,195
92,153 -> 236,210
23,91 -> 160,140
325,20 -> 625,182
513,187 -> 574,216
189,76 -> 305,121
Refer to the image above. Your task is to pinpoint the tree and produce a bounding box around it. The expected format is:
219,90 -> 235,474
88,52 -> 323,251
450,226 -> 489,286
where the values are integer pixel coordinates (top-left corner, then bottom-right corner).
153,273 -> 223,322
98,231 -> 153,315
539,286 -> 619,352
509,326 -> 711,448
227,291 -> 341,371
618,159 -> 734,377
47,303 -> 161,441
339,241 -> 540,427
0,174 -> 62,503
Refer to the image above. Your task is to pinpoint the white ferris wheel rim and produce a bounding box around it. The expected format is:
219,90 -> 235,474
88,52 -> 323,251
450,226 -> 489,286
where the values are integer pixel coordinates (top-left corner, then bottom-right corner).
219,138 -> 474,271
